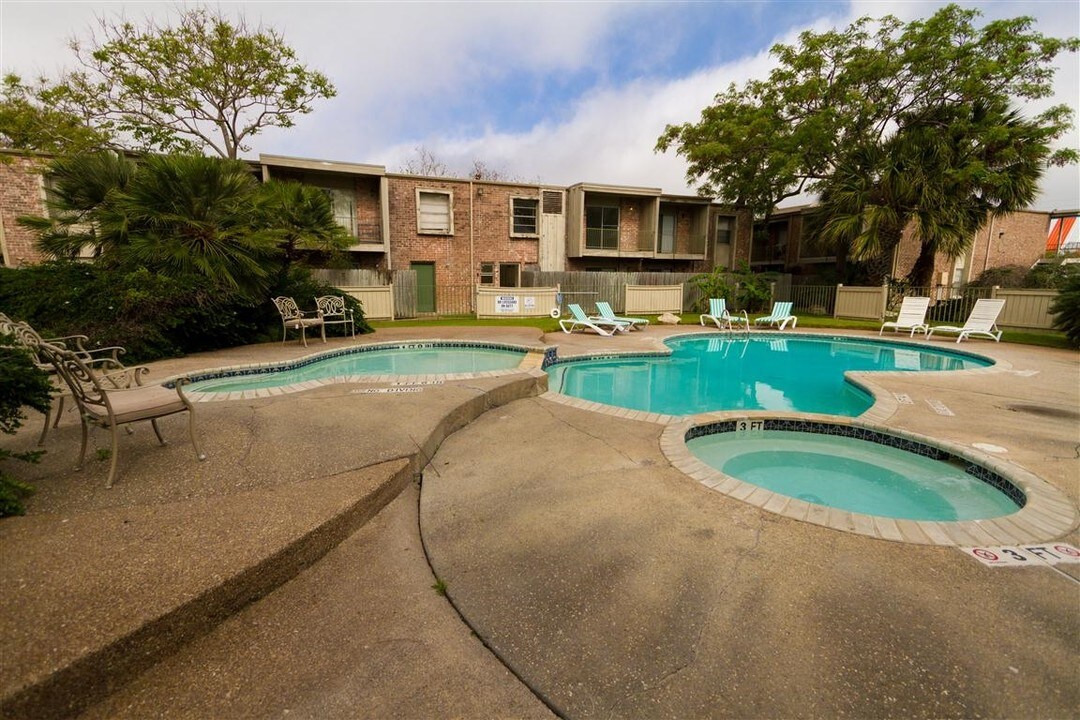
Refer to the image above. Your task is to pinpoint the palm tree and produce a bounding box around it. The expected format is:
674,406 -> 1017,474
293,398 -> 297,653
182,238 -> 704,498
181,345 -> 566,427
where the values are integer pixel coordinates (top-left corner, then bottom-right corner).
254,180 -> 351,278
17,150 -> 135,260
814,100 -> 1049,287
99,154 -> 278,295
23,152 -> 279,296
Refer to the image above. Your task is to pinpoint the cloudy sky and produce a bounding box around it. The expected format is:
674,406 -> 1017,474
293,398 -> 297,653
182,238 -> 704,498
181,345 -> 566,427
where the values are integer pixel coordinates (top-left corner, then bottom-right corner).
2,0 -> 1078,210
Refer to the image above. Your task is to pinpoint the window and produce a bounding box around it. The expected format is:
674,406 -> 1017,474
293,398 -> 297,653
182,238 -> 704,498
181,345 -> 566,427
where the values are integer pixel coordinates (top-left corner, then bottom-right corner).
511,197 -> 539,237
585,205 -> 619,250
479,262 -> 495,285
499,263 -> 520,287
715,216 -> 733,245
416,189 -> 453,234
321,187 -> 356,236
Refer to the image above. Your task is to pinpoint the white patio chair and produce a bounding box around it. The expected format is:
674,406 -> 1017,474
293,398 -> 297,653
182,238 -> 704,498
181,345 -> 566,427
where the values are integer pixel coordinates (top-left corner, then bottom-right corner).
927,299 -> 1006,343
880,297 -> 930,337
315,295 -> 356,338
272,296 -> 326,347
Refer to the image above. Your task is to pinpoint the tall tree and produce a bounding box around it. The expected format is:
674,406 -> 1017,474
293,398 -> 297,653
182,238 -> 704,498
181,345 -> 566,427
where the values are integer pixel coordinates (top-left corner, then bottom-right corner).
657,5 -> 1078,280
50,7 -> 335,158
0,74 -> 112,155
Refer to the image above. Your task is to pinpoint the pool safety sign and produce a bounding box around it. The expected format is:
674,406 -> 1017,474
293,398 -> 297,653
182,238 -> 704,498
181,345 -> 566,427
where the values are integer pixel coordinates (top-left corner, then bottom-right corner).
495,295 -> 519,313
963,543 -> 1080,567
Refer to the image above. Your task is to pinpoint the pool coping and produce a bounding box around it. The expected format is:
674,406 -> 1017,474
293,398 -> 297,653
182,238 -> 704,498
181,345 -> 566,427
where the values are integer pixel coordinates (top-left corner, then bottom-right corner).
538,331 -> 1076,545
164,339 -> 550,402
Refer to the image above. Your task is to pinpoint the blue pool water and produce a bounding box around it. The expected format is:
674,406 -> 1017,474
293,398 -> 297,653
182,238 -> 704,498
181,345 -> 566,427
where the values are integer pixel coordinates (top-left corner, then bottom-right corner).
188,344 -> 526,392
546,334 -> 992,416
687,430 -> 1020,521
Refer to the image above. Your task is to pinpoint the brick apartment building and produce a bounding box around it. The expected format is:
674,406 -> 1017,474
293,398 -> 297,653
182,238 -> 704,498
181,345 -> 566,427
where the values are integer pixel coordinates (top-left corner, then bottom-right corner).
752,204 -> 1074,287
0,149 -> 1069,298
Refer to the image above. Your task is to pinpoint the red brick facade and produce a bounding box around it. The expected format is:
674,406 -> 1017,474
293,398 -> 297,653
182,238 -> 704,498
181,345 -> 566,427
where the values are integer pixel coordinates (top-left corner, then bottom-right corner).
0,150 -> 1056,287
386,175 -> 540,288
0,155 -> 48,267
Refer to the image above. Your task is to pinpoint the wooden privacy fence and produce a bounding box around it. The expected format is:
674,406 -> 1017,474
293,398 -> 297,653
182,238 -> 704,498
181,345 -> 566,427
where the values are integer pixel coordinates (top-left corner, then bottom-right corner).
795,283 -> 1059,329
625,285 -> 684,314
340,286 -> 394,319
523,271 -> 708,313
834,284 -> 888,320
476,287 -> 560,318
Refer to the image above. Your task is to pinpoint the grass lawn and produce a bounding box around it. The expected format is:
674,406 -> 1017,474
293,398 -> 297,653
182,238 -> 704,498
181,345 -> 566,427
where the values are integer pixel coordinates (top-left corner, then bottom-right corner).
370,314 -> 1071,349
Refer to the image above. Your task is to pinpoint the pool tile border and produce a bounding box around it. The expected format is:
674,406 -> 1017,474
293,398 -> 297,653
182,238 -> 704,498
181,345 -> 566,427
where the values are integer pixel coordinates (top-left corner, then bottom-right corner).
165,339 -> 549,401
660,412 -> 1078,546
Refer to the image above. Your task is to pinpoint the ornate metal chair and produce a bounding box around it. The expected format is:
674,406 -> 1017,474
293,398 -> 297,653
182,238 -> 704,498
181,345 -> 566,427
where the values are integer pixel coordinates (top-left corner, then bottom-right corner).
36,341 -> 206,488
2,316 -> 127,446
314,295 -> 356,338
272,296 -> 326,347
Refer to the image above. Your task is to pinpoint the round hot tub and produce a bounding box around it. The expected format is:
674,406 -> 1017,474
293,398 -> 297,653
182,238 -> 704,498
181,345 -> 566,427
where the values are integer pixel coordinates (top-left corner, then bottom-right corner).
662,417 -> 1077,545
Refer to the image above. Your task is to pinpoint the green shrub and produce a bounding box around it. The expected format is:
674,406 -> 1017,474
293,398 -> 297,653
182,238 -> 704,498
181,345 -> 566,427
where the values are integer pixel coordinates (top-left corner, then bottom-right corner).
691,261 -> 773,313
967,265 -> 1028,288
0,337 -> 52,517
0,261 -> 371,363
1049,275 -> 1080,348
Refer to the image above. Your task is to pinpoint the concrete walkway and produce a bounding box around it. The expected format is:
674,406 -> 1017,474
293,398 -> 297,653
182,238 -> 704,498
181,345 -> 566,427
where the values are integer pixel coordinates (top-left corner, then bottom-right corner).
1,325 -> 1077,718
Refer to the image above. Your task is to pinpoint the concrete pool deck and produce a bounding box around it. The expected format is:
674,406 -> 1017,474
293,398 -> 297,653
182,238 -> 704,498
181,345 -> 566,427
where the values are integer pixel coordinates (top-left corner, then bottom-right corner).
0,324 -> 1077,718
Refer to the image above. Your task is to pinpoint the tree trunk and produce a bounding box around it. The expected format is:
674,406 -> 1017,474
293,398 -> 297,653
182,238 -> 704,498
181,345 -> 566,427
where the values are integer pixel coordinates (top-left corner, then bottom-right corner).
864,219 -> 904,284
909,242 -> 938,289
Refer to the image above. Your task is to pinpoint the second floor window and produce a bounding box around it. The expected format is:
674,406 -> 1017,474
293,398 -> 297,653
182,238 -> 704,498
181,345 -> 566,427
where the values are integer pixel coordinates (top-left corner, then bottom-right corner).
321,187 -> 356,236
585,205 -> 619,250
417,189 -> 453,234
511,197 -> 539,237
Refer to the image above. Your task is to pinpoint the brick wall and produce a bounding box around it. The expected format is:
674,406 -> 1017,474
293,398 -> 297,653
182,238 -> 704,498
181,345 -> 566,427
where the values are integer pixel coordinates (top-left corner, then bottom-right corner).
967,210 -> 1049,282
387,176 -> 540,287
618,197 -> 643,252
0,156 -> 48,266
894,210 -> 1050,285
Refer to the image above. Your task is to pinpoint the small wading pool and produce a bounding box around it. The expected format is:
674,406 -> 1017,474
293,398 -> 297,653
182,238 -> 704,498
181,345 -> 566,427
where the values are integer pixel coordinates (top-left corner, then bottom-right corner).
185,342 -> 528,393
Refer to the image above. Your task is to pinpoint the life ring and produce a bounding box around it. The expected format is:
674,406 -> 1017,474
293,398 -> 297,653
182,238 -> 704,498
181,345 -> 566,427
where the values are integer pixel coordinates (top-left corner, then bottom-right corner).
550,308 -> 561,319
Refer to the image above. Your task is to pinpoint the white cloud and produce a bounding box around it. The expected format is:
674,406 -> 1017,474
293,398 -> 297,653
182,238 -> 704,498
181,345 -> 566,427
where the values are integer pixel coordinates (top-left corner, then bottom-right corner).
2,1 -> 1077,209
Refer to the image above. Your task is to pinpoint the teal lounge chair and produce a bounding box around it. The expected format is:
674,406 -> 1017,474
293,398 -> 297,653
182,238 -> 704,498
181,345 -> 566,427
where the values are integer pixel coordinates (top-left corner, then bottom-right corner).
753,301 -> 797,330
560,303 -> 630,336
699,298 -> 749,331
592,301 -> 648,330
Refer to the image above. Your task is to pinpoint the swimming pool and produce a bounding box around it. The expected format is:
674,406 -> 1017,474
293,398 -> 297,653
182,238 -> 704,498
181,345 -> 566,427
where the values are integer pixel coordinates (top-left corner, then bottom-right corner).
546,334 -> 992,416
185,342 -> 528,393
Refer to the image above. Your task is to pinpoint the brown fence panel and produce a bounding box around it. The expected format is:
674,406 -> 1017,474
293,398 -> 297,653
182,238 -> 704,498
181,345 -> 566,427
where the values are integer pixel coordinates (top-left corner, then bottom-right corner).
391,269 -> 417,318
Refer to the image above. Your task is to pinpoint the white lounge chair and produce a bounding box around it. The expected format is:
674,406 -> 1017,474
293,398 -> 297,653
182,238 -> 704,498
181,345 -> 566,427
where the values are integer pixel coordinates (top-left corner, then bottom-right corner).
927,299 -> 1005,343
880,296 -> 930,337
699,298 -> 749,331
593,301 -> 648,330
753,301 -> 797,330
560,303 -> 630,336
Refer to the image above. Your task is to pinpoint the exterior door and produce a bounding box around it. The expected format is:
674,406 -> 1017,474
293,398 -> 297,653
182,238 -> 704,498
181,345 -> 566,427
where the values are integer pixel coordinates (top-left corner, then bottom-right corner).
413,262 -> 436,313
659,213 -> 676,253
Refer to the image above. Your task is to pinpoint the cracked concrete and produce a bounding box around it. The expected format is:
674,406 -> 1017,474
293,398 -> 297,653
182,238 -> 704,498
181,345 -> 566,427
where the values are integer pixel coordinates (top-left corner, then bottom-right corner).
1,325 -> 1077,719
